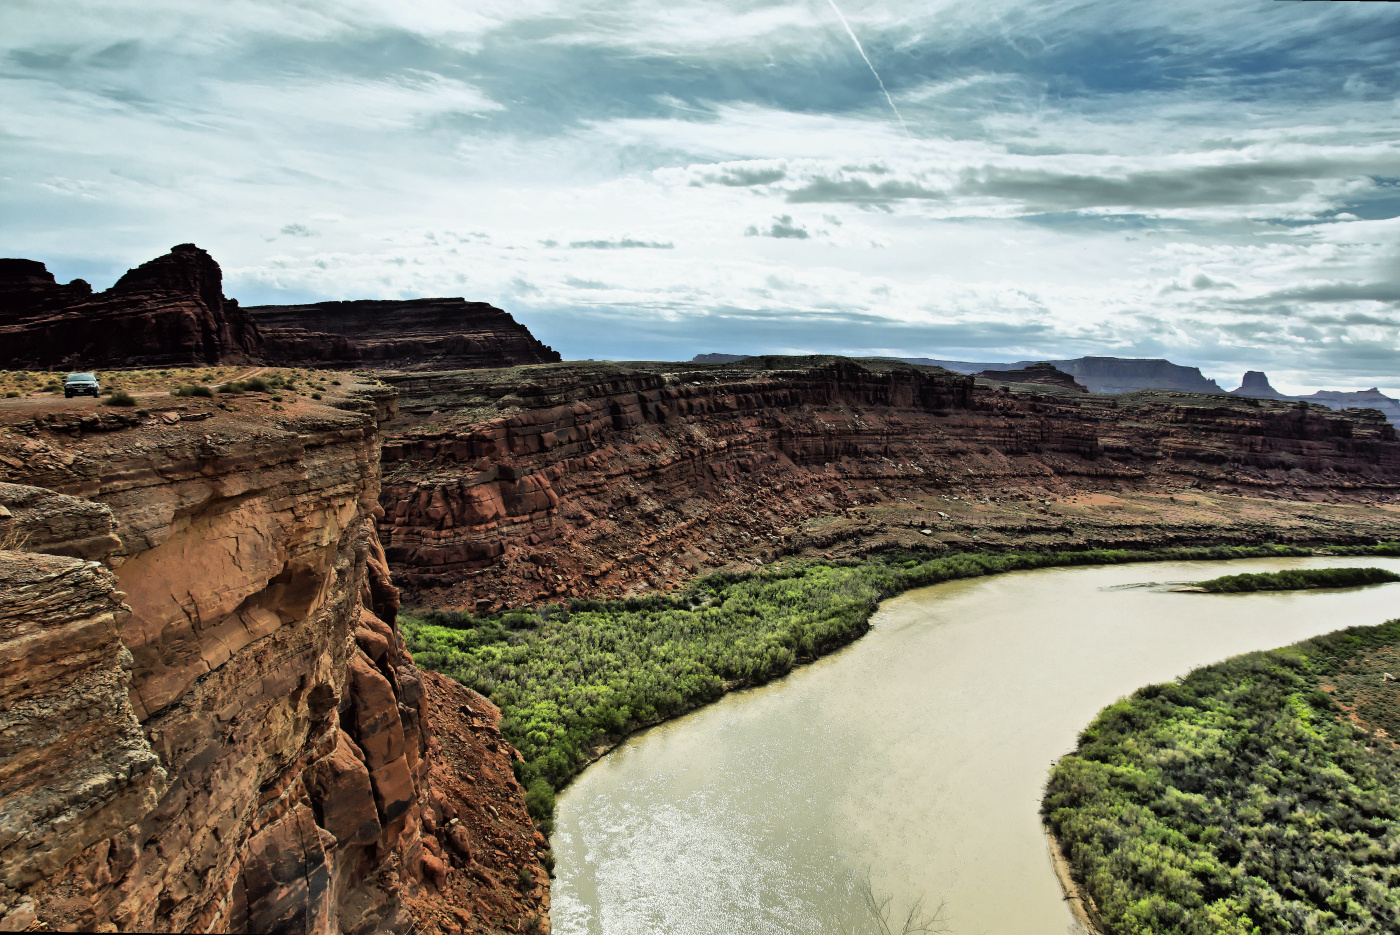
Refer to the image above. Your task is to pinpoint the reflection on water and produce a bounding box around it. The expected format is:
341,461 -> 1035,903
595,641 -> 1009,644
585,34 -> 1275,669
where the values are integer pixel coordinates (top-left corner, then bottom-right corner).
551,557 -> 1400,934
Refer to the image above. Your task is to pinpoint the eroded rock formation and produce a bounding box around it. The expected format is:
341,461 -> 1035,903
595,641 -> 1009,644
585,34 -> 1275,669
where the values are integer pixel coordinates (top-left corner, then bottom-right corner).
247,299 -> 561,371
372,357 -> 1400,609
0,245 -> 263,369
0,247 -> 560,375
0,389 -> 546,933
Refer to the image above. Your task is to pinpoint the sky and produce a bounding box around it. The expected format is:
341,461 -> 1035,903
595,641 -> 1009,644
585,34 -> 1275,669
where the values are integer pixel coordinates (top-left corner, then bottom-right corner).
2,1 -> 1398,393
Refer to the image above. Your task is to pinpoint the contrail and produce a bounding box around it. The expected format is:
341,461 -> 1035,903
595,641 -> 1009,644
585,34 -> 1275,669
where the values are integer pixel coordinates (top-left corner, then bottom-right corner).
823,0 -> 910,136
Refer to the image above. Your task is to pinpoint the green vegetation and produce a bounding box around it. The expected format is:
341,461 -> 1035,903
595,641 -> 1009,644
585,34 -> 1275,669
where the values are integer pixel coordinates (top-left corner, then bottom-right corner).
1194,566 -> 1400,593
1044,619 -> 1400,934
403,542 -> 1400,833
103,390 -> 136,406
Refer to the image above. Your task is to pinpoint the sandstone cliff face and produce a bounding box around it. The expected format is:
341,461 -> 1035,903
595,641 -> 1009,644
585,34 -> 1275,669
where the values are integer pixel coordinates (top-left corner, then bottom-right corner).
0,245 -> 263,369
248,299 -> 561,371
373,358 -> 1400,609
0,391 -> 546,933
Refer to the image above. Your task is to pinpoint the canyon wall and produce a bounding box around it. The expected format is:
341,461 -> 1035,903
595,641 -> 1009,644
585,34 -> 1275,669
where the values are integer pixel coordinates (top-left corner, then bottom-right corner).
372,357 -> 1400,610
0,390 -> 546,934
247,299 -> 562,371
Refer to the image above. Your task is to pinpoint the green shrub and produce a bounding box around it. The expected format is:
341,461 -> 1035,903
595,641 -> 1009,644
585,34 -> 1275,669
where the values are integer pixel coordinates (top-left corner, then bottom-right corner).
4,391 -> 17,398
1045,617 -> 1400,934
103,390 -> 136,406
1195,566 -> 1400,592
404,543 -> 1399,833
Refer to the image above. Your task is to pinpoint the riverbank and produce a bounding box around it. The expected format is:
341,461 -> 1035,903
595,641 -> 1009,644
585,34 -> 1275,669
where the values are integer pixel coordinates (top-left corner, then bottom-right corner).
1047,829 -> 1108,935
1043,615 -> 1400,934
402,541 -> 1400,833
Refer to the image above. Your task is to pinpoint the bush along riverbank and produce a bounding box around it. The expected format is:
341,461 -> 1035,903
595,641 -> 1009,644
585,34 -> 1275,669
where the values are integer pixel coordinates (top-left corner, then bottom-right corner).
1192,566 -> 1400,593
1043,618 -> 1400,935
402,542 -> 1400,833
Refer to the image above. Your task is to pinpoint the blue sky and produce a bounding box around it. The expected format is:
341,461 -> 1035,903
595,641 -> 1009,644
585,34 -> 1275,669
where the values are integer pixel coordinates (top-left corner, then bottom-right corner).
2,1 -> 1398,392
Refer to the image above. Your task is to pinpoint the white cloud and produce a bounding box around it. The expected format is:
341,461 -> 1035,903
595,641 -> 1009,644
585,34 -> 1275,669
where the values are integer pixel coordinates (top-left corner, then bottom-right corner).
2,0 -> 1398,391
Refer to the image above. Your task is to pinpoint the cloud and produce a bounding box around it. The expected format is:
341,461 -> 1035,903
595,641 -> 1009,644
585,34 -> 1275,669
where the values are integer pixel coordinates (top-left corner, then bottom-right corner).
745,214 -> 809,238
567,238 -> 674,249
3,0 -> 1400,393
785,176 -> 944,205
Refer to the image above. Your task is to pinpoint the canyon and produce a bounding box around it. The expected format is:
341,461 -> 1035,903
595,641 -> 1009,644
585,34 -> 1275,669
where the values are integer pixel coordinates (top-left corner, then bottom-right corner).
5,345 -> 1400,933
374,356 -> 1400,610
0,386 -> 548,934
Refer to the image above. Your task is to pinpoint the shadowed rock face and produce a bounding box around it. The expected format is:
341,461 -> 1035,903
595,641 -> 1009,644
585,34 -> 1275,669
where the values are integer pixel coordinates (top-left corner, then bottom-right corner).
0,245 -> 263,368
248,298 -> 562,371
0,391 -> 547,934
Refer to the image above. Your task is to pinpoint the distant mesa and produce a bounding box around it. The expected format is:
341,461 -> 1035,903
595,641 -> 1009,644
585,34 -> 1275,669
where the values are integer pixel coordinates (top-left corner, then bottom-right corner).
247,299 -> 560,370
976,362 -> 1087,393
904,356 -> 1226,395
0,245 -> 559,370
692,353 -> 751,363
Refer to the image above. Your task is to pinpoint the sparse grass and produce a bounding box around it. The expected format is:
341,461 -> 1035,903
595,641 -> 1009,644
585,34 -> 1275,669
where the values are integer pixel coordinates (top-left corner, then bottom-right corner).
0,366 -> 349,401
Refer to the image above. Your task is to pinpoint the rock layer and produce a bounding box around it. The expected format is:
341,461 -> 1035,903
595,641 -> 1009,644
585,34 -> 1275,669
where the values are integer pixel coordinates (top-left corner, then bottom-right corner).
373,357 -> 1400,609
248,299 -> 561,371
0,390 -> 545,933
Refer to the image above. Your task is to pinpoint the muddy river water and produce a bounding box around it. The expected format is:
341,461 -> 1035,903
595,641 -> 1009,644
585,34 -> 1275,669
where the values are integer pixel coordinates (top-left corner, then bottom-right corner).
550,557 -> 1400,934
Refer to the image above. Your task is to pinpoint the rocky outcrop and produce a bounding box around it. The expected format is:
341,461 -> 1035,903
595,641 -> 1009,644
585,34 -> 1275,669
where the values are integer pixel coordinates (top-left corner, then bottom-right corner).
372,358 -> 1400,609
248,299 -> 561,371
976,363 -> 1087,392
0,391 -> 546,933
0,245 -> 263,368
0,259 -> 93,318
0,548 -> 166,899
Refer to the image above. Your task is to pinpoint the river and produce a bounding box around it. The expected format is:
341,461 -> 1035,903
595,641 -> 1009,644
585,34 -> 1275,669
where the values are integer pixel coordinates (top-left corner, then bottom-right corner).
550,556 -> 1400,934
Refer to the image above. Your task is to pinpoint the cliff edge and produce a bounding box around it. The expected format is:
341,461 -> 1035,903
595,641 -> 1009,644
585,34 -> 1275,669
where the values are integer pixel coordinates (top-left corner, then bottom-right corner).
0,386 -> 546,933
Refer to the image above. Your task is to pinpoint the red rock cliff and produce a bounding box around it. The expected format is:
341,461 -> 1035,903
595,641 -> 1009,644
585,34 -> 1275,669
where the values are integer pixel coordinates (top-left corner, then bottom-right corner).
0,389 -> 547,933
373,358 -> 1400,609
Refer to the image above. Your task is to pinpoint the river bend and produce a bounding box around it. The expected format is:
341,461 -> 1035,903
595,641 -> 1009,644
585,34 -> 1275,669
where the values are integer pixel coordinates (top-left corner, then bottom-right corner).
551,557 -> 1400,934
